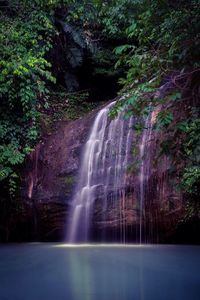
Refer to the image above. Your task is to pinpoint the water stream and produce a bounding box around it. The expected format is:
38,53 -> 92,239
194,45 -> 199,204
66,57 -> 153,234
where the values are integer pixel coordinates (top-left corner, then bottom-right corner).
67,102 -> 134,242
139,114 -> 153,244
67,101 -> 155,243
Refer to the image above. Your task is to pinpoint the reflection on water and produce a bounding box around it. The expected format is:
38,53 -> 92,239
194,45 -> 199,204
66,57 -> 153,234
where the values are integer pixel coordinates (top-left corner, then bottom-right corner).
68,251 -> 93,300
0,244 -> 200,300
68,249 -> 133,300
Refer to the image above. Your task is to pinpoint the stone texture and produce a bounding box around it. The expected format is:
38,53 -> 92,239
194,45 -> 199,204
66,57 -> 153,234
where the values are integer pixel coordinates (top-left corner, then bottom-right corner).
20,102 -> 186,242
21,106 -> 100,240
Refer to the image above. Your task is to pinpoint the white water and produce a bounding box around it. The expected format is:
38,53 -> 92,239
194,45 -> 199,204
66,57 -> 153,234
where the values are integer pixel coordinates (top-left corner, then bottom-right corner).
67,102 -> 134,242
139,113 -> 153,244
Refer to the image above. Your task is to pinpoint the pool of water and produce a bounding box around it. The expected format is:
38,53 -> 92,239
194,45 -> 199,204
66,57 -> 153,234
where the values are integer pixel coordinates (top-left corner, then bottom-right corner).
0,244 -> 199,300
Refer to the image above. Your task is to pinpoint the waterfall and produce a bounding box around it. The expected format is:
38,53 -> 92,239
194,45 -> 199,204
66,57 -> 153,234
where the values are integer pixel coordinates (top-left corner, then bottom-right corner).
139,114 -> 153,244
67,102 -> 134,243
26,144 -> 40,240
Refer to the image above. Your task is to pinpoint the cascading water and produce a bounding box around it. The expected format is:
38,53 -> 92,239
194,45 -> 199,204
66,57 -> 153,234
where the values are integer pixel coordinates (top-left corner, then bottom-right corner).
67,101 -> 134,243
139,114 -> 153,244
26,144 -> 40,240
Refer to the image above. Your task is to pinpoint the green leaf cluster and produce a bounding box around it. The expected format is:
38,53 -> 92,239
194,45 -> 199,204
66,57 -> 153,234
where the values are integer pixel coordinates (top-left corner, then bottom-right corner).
102,0 -> 200,204
0,0 -> 57,192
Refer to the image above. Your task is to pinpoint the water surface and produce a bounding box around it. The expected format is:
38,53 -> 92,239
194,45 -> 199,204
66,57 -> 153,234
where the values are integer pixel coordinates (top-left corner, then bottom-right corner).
0,244 -> 199,300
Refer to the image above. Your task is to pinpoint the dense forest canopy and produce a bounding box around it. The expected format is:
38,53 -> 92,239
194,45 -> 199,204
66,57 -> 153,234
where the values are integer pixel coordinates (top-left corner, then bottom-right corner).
0,0 -> 200,226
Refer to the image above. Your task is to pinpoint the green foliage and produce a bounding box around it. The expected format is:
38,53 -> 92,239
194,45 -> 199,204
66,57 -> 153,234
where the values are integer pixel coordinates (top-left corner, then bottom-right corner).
175,121 -> 188,132
0,0 -> 123,197
181,166 -> 200,194
49,90 -> 98,121
179,116 -> 200,197
99,0 -> 140,37
103,0 -> 200,213
111,0 -> 200,93
184,199 -> 200,222
0,0 -> 56,192
156,110 -> 173,127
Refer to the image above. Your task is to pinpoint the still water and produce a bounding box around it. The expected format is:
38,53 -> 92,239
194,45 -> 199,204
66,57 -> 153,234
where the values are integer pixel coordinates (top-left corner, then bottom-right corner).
0,244 -> 199,300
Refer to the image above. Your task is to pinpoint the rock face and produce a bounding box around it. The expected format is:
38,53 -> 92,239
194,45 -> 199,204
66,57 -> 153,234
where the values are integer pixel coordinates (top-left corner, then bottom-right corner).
90,109 -> 184,243
21,107 -> 99,240
21,102 -> 186,242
